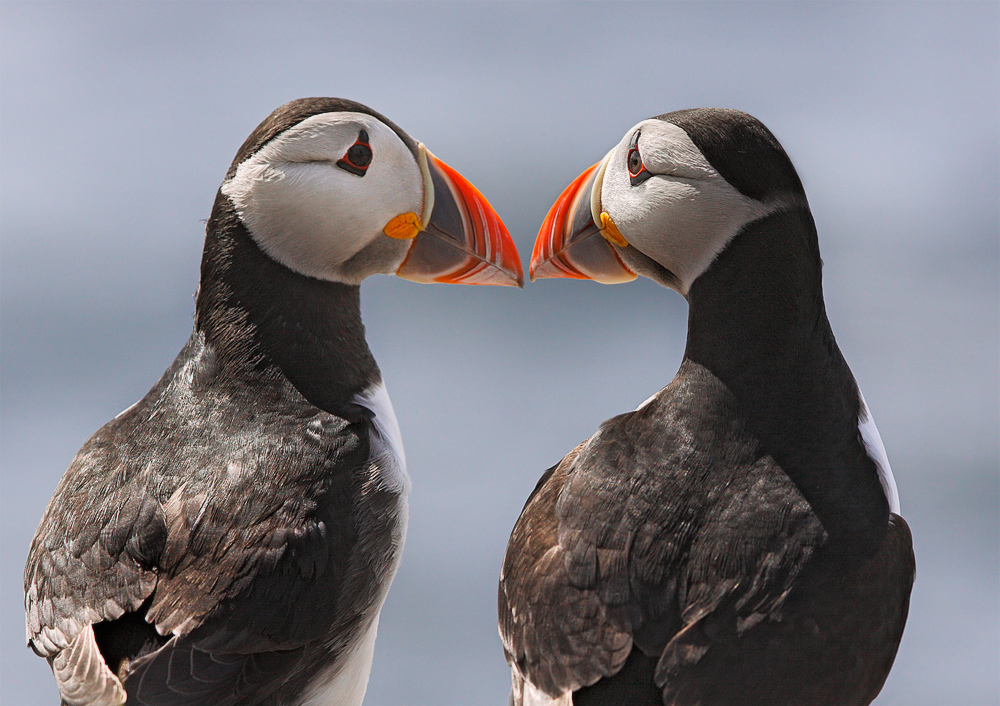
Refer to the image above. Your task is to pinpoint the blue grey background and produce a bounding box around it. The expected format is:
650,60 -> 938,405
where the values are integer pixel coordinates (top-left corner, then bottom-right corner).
2,2 -> 997,704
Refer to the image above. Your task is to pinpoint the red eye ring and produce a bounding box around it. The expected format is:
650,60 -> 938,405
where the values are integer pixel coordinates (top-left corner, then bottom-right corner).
627,130 -> 652,186
627,145 -> 646,178
337,129 -> 372,177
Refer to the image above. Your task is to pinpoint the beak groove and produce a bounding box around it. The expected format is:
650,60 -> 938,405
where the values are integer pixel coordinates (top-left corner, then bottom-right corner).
530,163 -> 601,282
530,160 -> 636,284
396,147 -> 523,288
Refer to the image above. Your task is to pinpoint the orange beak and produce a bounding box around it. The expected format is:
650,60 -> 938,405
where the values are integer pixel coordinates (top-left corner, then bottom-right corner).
396,149 -> 523,287
530,161 -> 635,284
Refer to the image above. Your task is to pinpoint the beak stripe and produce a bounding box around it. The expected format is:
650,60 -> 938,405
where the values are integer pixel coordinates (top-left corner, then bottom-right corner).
531,163 -> 600,280
397,152 -> 523,287
530,161 -> 636,284
454,179 -> 492,268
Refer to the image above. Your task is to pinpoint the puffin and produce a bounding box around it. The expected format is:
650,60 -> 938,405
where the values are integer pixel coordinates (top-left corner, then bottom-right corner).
498,109 -> 914,706
25,97 -> 522,706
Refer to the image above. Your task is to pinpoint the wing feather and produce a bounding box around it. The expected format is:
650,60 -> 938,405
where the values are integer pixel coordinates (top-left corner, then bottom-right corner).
25,338 -> 390,704
500,367 -> 826,703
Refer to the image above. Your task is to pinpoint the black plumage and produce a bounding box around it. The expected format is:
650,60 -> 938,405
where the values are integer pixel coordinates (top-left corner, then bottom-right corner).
28,217 -> 395,705
25,97 -> 523,705
500,109 -> 914,706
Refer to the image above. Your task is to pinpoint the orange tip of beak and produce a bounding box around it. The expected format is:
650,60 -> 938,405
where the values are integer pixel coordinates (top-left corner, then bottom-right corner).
530,163 -> 601,281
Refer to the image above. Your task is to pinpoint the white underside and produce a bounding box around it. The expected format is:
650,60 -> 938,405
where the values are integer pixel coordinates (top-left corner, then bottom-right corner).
291,380 -> 408,706
297,616 -> 380,706
353,379 -> 410,495
857,388 -> 900,514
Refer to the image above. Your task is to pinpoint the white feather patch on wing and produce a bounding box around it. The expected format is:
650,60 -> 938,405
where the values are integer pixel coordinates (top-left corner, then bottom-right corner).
51,624 -> 126,706
636,386 -> 666,411
511,671 -> 573,706
858,388 -> 900,514
112,399 -> 140,420
353,379 -> 410,495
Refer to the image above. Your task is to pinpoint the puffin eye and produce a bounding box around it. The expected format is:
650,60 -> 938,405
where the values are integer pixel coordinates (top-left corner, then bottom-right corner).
628,150 -> 642,174
627,130 -> 652,186
336,129 -> 372,177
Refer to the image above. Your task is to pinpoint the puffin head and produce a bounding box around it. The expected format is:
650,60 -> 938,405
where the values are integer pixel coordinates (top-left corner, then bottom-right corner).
220,97 -> 523,287
531,108 -> 807,295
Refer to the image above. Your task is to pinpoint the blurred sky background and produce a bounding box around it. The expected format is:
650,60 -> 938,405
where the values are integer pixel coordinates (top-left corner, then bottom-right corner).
2,2 -> 997,704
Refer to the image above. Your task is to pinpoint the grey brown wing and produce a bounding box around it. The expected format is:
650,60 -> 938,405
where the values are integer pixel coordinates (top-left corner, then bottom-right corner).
26,442 -> 167,705
127,439 -> 383,706
26,409 -> 380,706
499,409 -> 826,704
499,442 -> 634,699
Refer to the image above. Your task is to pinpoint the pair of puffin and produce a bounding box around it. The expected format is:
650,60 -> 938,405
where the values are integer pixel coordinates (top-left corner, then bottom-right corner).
25,99 -> 913,706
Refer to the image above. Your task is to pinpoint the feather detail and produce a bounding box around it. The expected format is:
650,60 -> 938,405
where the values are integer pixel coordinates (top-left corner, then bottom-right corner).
51,624 -> 125,706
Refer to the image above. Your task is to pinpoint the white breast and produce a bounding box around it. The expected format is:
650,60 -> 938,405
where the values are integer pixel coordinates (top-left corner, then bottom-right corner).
294,381 -> 409,706
857,388 -> 900,514
353,379 -> 410,495
297,616 -> 380,706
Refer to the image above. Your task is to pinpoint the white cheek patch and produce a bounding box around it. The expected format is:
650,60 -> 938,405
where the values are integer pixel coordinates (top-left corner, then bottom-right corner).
222,112 -> 423,283
600,121 -> 790,295
857,388 -> 900,514
639,120 -> 720,180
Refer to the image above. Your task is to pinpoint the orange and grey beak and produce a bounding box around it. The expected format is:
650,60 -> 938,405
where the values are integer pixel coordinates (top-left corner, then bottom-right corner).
529,159 -> 636,284
393,146 -> 523,287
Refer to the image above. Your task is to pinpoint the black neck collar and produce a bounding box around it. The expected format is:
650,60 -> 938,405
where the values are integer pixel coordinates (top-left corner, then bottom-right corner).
685,208 -> 888,556
194,191 -> 380,417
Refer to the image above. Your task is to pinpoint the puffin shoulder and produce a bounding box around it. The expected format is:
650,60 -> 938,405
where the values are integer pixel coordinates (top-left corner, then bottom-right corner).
25,333 -> 382,700
500,366 -> 833,701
